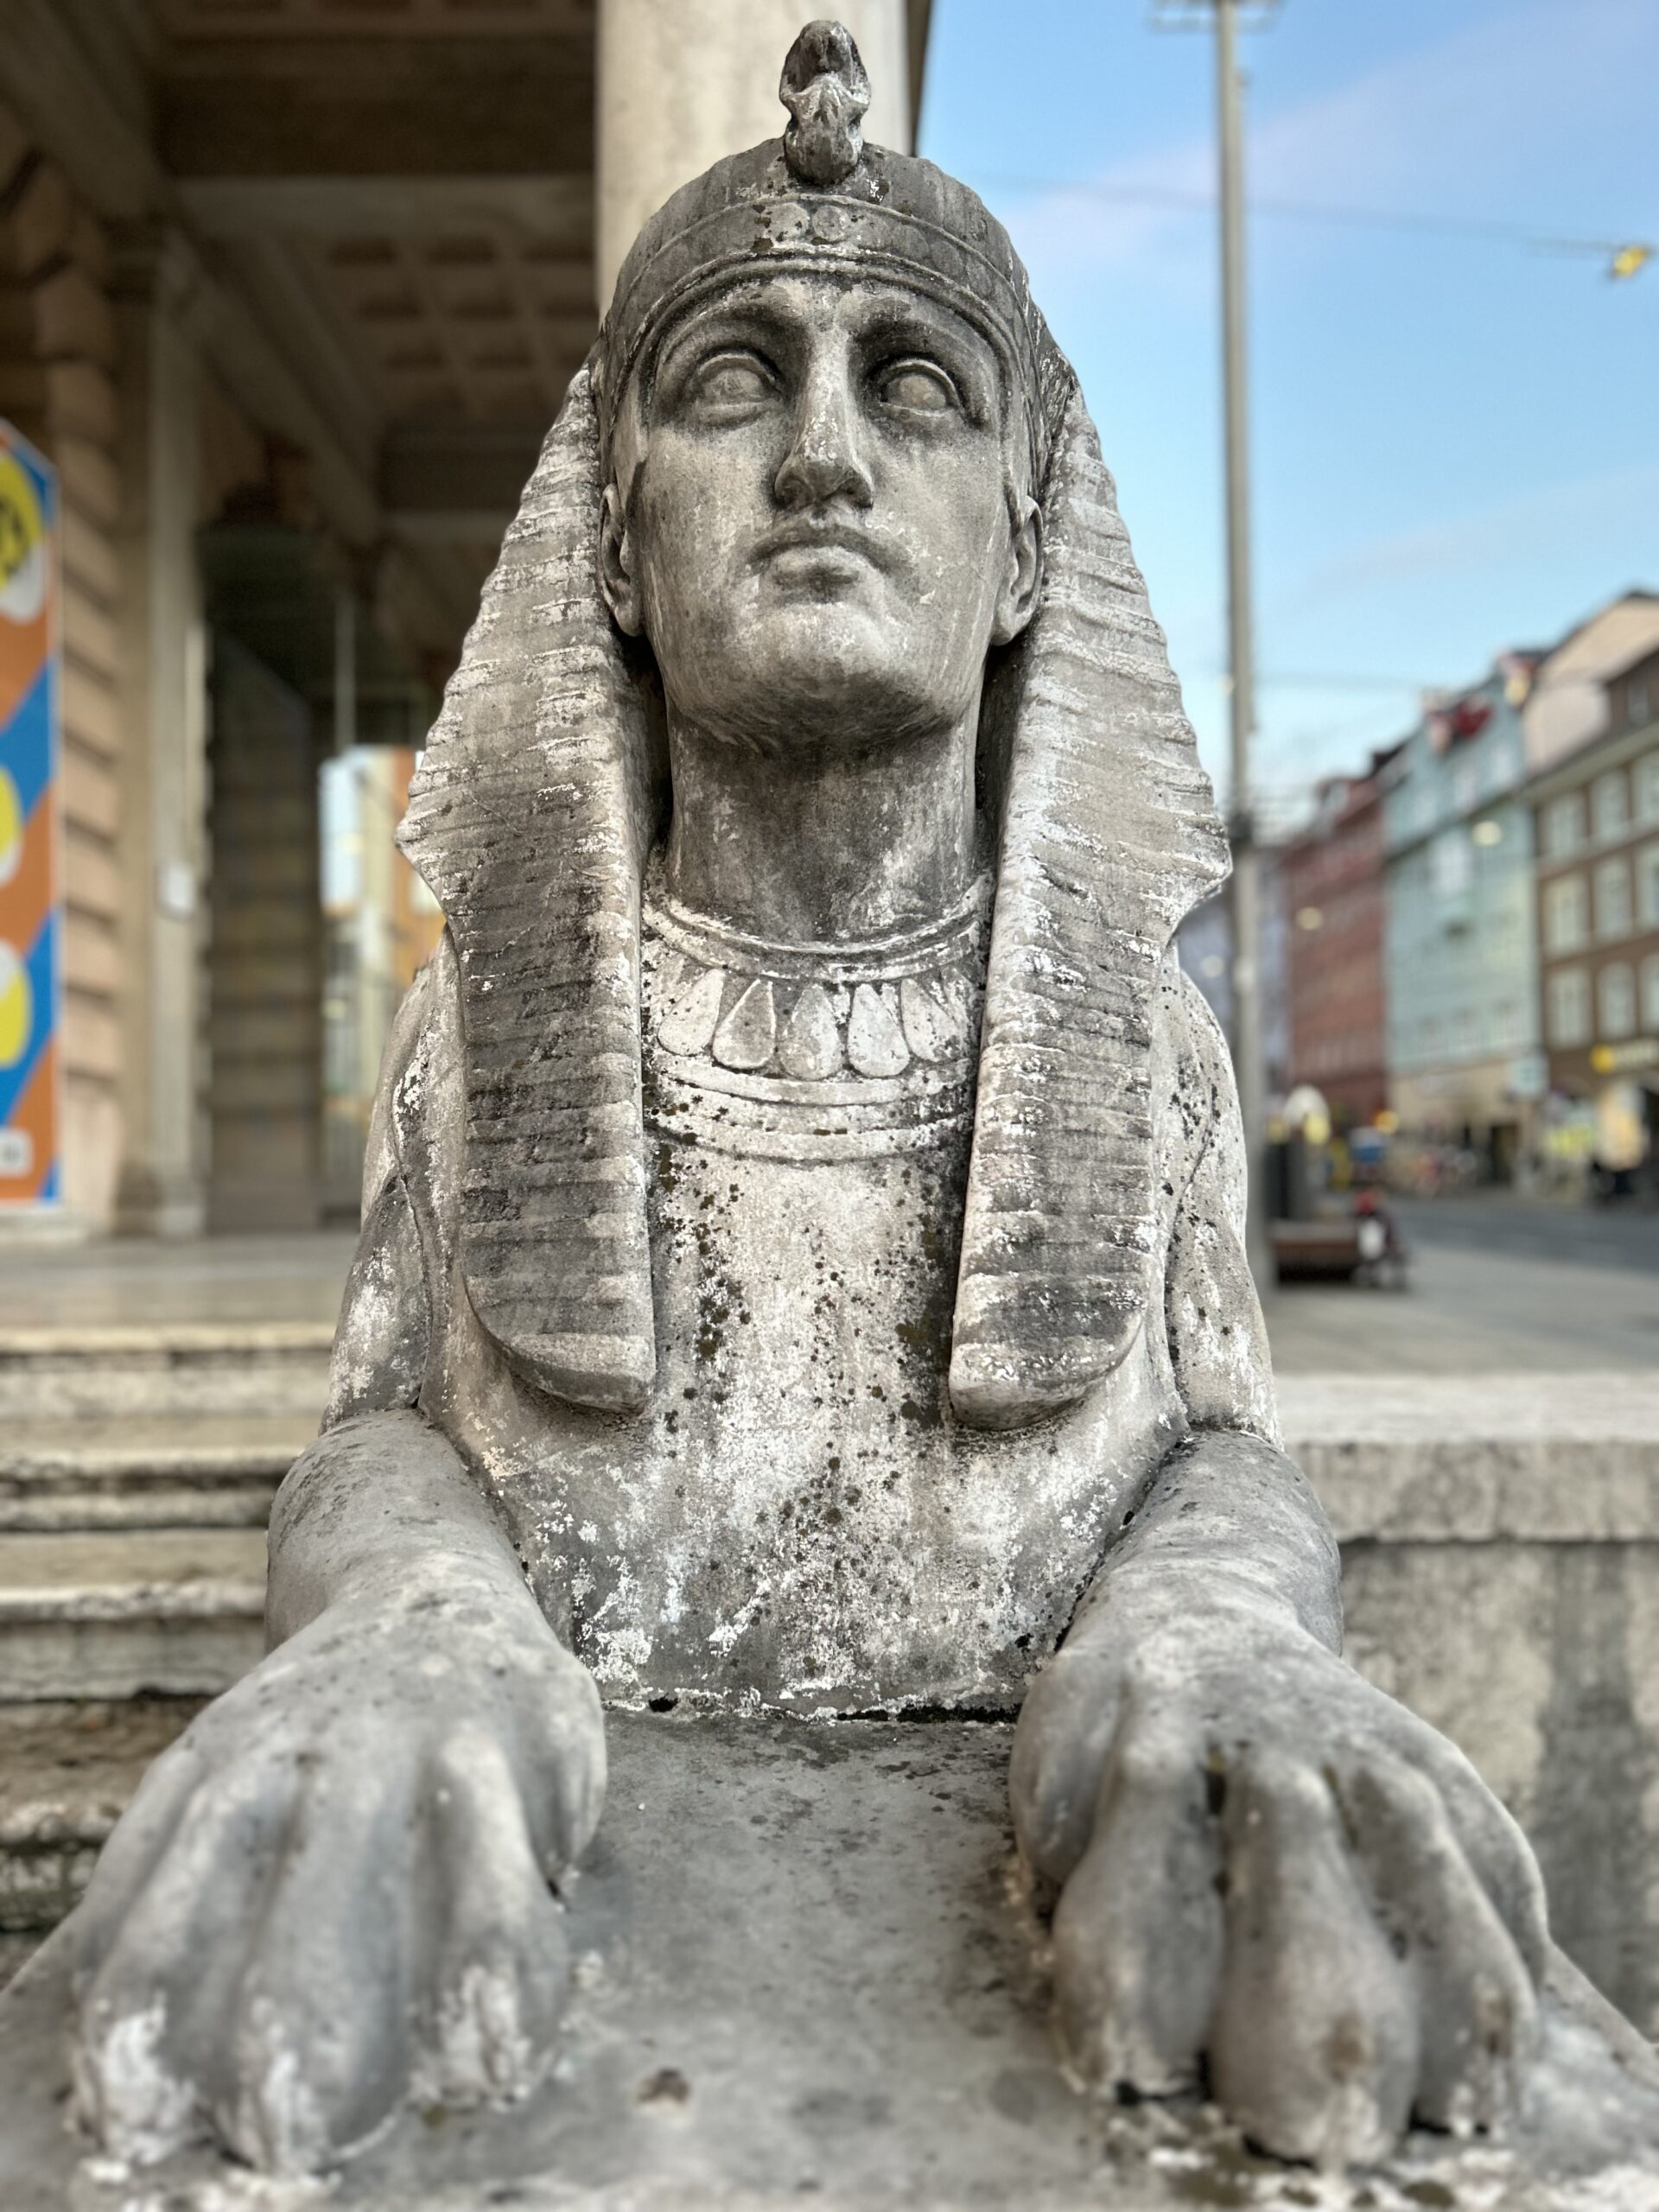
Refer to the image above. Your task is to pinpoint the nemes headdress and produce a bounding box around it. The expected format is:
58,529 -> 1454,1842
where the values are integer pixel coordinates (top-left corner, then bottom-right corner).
401,21 -> 1229,1431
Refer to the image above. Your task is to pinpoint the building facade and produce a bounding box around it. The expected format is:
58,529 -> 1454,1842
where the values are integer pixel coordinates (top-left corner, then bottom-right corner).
1530,641 -> 1659,1178
1383,657 -> 1543,1179
1280,748 -> 1396,1130
0,0 -> 930,1237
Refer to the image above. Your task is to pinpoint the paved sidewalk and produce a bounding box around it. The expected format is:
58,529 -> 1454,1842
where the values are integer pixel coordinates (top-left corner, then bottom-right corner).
0,1231 -> 357,1331
4,1224 -> 1655,1378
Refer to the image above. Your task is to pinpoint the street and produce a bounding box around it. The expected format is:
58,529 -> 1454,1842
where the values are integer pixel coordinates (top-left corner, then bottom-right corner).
1269,1196 -> 1659,1376
1395,1197 -> 1659,1275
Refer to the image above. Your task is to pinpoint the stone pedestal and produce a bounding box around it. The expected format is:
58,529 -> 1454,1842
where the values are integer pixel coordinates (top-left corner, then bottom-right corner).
2,1714 -> 1656,2209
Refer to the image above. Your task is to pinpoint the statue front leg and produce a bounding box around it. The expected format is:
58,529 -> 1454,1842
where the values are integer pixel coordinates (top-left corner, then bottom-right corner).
1010,1428 -> 1548,2166
67,1410 -> 606,2175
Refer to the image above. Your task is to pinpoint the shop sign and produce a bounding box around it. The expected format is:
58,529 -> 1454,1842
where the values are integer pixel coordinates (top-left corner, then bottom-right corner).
1590,1039 -> 1659,1075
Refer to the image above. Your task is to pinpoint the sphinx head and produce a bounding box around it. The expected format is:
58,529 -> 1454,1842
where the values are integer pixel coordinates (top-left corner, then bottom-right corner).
593,24 -> 1051,762
597,269 -> 1043,759
402,21 -> 1229,1426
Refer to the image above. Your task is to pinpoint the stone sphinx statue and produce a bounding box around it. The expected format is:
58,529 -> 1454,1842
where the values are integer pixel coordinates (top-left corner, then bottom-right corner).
66,20 -> 1562,2184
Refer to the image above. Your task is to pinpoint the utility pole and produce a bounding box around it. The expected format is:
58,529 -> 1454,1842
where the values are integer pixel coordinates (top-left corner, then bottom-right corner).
1213,0 -> 1270,1288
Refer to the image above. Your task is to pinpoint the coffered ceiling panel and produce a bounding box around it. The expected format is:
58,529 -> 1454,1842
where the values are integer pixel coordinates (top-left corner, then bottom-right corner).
307,226 -> 591,422
152,0 -> 591,35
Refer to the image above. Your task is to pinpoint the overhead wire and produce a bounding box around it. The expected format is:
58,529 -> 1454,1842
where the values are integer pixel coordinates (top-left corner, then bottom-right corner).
975,175 -> 1655,276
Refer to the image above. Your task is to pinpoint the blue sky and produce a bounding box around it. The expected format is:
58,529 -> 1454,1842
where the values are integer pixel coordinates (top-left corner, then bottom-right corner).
920,0 -> 1659,825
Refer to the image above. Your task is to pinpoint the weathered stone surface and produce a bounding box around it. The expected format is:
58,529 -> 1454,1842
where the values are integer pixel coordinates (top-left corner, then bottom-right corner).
41,19 -> 1655,2191
3,1717 -> 1657,2210
1280,1375 -> 1659,2036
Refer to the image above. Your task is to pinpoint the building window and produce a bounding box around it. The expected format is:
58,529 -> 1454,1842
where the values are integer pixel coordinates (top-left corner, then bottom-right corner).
1433,828 -> 1471,897
1453,760 -> 1478,813
1557,969 -> 1592,1044
1542,792 -> 1584,856
1593,771 -> 1629,841
1599,963 -> 1637,1040
1542,874 -> 1589,952
1643,953 -> 1659,1032
1596,858 -> 1633,938
1642,842 -> 1659,928
1548,967 -> 1592,1048
1630,679 -> 1651,730
1637,753 -> 1659,825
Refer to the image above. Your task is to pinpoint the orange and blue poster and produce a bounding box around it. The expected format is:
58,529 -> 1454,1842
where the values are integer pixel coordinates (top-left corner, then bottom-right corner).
0,424 -> 59,1208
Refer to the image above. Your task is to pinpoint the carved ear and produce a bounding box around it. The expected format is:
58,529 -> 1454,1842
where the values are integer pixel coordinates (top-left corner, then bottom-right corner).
400,358 -> 666,1414
990,493 -> 1043,648
951,375 -> 1230,1429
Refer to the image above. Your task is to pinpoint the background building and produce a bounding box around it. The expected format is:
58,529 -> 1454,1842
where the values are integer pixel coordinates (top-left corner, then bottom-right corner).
1280,747 -> 1397,1131
1530,639 -> 1659,1184
1383,656 -> 1542,1180
0,0 -> 931,1237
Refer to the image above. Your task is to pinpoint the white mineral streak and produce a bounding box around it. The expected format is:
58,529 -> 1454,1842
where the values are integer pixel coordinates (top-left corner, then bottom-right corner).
73,1995 -> 196,2168
659,965 -> 727,1057
228,1997 -> 327,2177
846,982 -> 910,1077
87,2167 -> 334,2212
404,934 -> 1235,1716
778,981 -> 842,1077
425,1960 -> 537,2103
712,977 -> 778,1070
897,975 -> 960,1063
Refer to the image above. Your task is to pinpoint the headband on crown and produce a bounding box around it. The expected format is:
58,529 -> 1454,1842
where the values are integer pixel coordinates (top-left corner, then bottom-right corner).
401,22 -> 1230,1430
594,21 -> 1070,490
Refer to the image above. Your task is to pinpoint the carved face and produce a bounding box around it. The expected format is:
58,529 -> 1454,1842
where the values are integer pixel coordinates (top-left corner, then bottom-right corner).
600,273 -> 1042,756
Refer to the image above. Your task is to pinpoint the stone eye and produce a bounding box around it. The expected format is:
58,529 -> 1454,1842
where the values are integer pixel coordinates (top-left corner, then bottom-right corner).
875,359 -> 957,413
688,352 -> 776,408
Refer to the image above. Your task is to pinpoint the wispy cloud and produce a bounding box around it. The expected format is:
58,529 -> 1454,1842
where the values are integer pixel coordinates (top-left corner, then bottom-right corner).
990,0 -> 1656,302
1280,461 -> 1659,617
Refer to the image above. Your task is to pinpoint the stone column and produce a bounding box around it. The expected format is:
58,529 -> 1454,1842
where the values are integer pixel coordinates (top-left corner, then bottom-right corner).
206,633 -> 322,1233
595,0 -> 912,311
111,227 -> 209,1236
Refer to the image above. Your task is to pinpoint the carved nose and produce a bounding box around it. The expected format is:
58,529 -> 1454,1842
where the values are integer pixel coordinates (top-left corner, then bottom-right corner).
773,379 -> 874,510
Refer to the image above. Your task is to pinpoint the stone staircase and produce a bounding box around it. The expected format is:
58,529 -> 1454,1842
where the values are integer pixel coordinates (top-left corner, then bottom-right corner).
0,1322 -> 328,1967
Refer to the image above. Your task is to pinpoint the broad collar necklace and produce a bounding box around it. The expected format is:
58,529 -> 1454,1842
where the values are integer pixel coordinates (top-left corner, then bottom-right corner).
639,861 -> 989,1160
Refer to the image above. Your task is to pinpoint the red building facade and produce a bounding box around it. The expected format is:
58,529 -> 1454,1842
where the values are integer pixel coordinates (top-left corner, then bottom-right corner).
1280,750 -> 1397,1128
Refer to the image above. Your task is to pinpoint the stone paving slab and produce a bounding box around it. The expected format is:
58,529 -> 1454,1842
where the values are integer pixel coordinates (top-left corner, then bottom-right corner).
2,1715 -> 1656,2211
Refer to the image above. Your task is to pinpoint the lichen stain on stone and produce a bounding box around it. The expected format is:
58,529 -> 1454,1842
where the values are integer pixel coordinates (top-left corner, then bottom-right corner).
329,900 -> 1262,1720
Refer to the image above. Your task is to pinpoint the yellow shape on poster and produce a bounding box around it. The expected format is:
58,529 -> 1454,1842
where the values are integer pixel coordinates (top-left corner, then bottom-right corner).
0,942 -> 29,1067
0,767 -> 20,885
0,452 -> 46,625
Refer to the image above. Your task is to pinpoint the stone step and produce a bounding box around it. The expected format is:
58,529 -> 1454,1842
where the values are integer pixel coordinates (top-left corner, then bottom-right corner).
0,1698 -> 204,1932
0,1416 -> 307,1533
0,1324 -> 333,1421
0,1529 -> 267,1702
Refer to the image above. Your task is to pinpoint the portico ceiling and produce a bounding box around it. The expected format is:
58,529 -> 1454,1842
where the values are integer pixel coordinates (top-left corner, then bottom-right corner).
136,0 -> 600,671
7,0 -> 928,678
